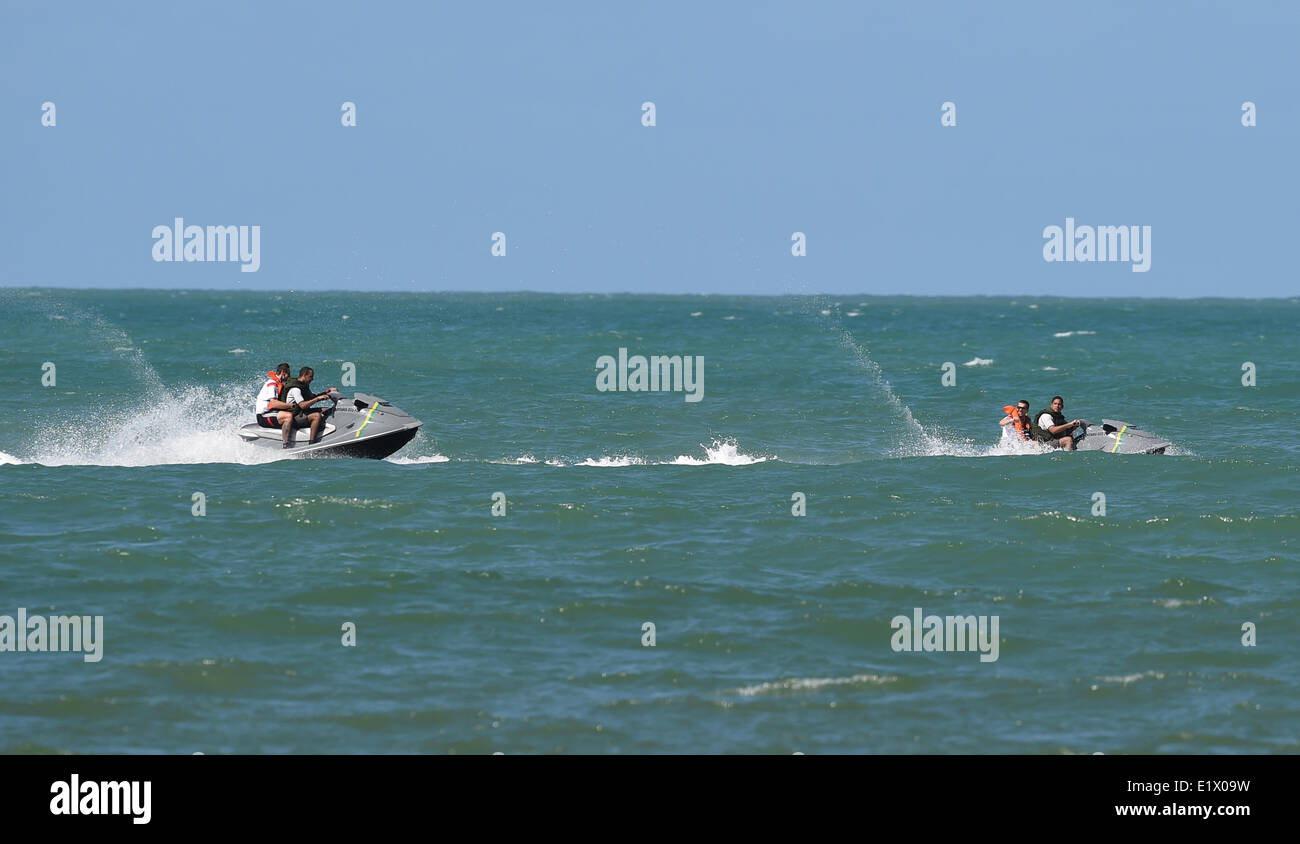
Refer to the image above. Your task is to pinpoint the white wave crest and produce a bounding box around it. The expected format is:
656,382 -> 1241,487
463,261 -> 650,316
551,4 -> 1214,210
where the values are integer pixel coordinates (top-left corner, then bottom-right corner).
733,673 -> 898,696
670,437 -> 770,465
578,455 -> 647,467
488,454 -> 539,465
386,454 -> 451,464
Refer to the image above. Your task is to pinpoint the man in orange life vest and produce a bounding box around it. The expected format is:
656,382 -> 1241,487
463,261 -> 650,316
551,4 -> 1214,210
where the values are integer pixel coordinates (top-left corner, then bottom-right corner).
999,399 -> 1032,441
254,363 -> 301,447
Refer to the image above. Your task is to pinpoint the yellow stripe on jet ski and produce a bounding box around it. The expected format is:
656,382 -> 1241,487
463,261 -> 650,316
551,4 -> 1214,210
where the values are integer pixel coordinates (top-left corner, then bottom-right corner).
355,402 -> 380,438
1110,425 -> 1128,453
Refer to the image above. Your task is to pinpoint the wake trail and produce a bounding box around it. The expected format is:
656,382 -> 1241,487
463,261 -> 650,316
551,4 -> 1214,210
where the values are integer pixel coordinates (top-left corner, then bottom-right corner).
1,296 -> 276,466
797,296 -> 957,456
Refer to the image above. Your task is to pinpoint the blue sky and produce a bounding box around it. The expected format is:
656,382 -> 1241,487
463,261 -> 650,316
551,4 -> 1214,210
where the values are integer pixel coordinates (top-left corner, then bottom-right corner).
2,1 -> 1295,296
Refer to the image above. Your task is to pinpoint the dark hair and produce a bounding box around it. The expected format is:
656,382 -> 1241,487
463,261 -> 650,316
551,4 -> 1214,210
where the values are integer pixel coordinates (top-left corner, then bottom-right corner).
1018,399 -> 1029,408
299,366 -> 314,377
1051,395 -> 1063,404
276,363 -> 290,375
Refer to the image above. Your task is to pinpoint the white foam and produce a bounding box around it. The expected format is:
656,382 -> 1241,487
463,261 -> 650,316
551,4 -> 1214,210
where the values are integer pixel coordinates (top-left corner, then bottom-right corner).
1158,597 -> 1205,608
20,382 -> 287,466
962,357 -> 994,366
0,303 -> 277,465
1097,671 -> 1165,686
987,430 -> 1053,456
0,451 -> 23,466
386,454 -> 451,464
669,437 -> 770,465
894,425 -> 1053,459
733,673 -> 897,696
278,496 -> 396,509
1053,330 -> 1096,338
578,455 -> 647,467
489,454 -> 539,465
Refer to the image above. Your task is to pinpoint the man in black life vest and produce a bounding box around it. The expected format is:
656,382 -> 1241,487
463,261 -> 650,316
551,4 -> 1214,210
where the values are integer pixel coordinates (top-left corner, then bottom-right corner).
277,366 -> 338,448
1029,395 -> 1084,450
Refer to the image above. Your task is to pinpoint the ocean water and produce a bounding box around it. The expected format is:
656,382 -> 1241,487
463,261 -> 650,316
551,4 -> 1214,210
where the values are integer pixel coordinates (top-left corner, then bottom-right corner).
0,289 -> 1296,753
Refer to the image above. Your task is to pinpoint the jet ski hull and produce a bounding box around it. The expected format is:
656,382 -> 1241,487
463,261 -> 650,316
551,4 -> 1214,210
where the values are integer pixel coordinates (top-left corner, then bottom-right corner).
1073,419 -> 1170,454
238,392 -> 422,459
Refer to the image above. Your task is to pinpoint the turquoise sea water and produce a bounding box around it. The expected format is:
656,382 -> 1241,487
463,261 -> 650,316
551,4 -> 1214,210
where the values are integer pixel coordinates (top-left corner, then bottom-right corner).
0,289 -> 1296,753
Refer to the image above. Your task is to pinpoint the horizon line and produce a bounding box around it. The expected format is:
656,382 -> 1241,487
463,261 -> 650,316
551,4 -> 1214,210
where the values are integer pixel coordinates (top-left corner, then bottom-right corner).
1,285 -> 1296,302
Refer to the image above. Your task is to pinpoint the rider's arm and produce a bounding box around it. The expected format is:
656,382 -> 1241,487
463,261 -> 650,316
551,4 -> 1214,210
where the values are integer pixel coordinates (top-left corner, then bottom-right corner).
1040,413 -> 1070,435
297,389 -> 337,409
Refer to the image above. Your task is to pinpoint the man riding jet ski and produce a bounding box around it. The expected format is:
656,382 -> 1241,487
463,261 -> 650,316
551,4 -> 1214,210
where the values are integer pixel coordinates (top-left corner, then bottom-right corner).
997,395 -> 1170,454
254,364 -> 335,448
279,367 -> 337,447
243,366 -> 422,459
254,363 -> 293,439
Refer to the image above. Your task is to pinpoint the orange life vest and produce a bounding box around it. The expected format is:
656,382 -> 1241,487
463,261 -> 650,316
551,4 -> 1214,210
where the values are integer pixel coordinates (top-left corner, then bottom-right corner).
1002,405 -> 1030,440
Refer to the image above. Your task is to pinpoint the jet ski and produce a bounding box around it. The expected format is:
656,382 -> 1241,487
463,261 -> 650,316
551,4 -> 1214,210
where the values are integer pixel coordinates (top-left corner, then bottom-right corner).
238,391 -> 422,459
1071,419 -> 1170,454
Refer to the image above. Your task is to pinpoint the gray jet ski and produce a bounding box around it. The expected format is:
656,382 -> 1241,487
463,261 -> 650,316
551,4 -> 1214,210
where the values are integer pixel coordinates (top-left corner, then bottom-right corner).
238,391 -> 422,459
1072,419 -> 1170,454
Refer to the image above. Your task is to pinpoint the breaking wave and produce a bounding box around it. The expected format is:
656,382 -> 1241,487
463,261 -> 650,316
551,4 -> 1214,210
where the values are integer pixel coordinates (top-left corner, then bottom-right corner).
577,455 -> 648,467
669,437 -> 771,465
